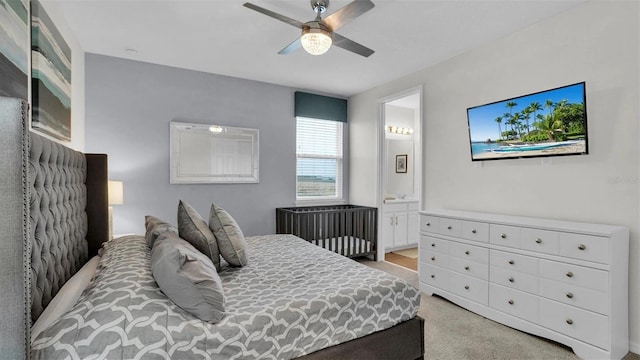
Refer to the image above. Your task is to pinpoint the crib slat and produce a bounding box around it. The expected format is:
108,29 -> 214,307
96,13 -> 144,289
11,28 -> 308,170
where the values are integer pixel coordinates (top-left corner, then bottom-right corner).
335,211 -> 340,255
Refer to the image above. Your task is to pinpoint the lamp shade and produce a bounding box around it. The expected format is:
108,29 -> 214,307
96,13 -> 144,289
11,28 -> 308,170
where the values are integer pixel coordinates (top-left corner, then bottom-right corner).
108,180 -> 124,205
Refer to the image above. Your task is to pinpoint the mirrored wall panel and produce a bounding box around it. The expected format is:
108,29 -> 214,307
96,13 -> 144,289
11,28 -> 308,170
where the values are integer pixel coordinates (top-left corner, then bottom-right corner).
170,121 -> 259,184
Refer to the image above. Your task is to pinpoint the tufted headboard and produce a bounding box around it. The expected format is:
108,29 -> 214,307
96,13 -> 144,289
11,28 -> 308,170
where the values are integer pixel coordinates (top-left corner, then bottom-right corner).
0,97 -> 109,359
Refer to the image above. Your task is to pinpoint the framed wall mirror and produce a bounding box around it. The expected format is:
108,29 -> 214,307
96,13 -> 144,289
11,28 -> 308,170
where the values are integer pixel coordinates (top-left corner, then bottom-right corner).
170,121 -> 259,184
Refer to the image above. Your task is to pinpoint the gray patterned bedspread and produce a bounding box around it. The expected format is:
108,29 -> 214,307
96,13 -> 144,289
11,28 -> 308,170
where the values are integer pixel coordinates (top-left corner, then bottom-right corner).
31,234 -> 420,359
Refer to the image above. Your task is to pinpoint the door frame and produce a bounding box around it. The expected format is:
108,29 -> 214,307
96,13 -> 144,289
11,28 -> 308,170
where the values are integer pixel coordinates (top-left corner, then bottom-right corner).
375,85 -> 423,261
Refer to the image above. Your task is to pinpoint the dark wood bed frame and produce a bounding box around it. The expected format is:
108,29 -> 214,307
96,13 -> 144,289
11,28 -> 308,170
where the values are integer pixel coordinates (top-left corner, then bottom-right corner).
0,96 -> 424,360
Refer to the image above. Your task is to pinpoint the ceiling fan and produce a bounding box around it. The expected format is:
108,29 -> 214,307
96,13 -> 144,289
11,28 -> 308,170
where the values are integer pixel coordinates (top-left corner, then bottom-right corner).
243,0 -> 375,57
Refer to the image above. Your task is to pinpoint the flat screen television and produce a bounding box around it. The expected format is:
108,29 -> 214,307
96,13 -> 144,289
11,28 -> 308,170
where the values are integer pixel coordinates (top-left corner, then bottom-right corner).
467,82 -> 588,161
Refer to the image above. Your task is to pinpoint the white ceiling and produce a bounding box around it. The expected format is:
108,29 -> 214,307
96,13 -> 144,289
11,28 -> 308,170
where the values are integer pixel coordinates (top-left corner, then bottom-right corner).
50,0 -> 585,97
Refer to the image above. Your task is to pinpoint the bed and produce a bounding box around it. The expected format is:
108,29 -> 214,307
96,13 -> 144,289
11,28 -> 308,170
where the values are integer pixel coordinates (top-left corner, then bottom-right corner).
276,205 -> 378,259
0,96 -> 424,359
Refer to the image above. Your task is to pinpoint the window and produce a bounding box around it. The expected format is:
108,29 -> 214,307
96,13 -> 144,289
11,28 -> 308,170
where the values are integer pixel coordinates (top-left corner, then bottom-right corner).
296,117 -> 343,200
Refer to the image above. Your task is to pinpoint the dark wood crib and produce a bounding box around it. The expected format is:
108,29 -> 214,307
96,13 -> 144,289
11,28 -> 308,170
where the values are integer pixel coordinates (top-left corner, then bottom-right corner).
276,205 -> 378,260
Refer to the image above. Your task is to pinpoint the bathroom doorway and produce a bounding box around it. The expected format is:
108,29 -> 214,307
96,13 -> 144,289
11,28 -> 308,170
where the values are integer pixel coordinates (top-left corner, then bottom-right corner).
376,86 -> 422,263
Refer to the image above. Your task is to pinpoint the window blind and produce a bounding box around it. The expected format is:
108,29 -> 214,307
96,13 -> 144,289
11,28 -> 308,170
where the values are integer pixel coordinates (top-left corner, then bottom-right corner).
296,117 -> 343,199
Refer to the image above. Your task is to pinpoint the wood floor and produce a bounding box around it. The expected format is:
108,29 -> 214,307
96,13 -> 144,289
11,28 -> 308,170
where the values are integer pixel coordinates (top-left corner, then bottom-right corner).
385,251 -> 417,271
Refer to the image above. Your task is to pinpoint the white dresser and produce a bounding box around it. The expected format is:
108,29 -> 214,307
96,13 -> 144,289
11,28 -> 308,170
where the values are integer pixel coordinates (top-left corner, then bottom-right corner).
419,209 -> 629,360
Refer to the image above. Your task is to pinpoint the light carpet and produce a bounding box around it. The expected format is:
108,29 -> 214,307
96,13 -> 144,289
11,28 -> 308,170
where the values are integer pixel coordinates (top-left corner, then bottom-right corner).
357,259 -> 638,360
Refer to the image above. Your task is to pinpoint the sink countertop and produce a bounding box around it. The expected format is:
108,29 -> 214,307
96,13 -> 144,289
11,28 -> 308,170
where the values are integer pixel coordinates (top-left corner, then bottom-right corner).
383,198 -> 419,204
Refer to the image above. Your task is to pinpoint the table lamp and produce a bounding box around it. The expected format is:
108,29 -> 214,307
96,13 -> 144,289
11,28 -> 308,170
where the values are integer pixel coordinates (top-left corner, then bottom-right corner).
108,180 -> 124,239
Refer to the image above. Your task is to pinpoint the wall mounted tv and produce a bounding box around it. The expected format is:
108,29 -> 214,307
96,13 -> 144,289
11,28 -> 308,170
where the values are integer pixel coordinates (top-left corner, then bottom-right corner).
467,82 -> 588,161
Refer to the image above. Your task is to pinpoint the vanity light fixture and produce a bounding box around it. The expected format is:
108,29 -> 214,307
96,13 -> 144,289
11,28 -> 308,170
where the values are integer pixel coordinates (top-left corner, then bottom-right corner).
386,125 -> 414,135
209,126 -> 224,134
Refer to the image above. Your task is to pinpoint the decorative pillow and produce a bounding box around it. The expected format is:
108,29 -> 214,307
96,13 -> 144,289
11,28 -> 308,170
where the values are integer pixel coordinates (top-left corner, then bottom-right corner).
209,203 -> 248,267
144,215 -> 178,248
177,200 -> 220,271
151,232 -> 225,323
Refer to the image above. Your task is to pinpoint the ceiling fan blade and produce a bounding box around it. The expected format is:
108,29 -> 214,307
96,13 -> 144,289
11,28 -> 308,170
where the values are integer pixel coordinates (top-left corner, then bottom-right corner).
332,33 -> 374,57
278,38 -> 302,54
243,3 -> 304,29
323,0 -> 375,31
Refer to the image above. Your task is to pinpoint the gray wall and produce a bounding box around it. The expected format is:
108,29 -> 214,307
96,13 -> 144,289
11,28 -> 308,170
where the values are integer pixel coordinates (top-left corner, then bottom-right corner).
85,54 -> 348,236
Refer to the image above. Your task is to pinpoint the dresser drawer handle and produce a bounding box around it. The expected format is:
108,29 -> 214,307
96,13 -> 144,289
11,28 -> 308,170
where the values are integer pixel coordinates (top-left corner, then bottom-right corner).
500,233 -> 507,239
508,299 -> 514,305
464,285 -> 470,290
430,274 -> 435,279
508,277 -> 514,283
535,238 -> 542,244
471,229 -> 477,234
464,266 -> 470,271
566,292 -> 574,299
431,256 -> 436,261
426,222 -> 431,227
566,272 -> 574,278
566,319 -> 574,325
447,225 -> 452,230
431,243 -> 436,247
464,250 -> 470,255
508,260 -> 515,265
578,244 -> 586,251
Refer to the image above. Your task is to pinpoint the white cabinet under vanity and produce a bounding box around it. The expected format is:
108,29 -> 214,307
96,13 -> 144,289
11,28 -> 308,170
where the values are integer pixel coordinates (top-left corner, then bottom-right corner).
418,209 -> 629,360
383,200 -> 419,250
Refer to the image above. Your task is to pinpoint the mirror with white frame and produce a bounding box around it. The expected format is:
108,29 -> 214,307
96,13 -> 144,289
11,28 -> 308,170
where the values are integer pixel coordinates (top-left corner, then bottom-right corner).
170,121 -> 259,184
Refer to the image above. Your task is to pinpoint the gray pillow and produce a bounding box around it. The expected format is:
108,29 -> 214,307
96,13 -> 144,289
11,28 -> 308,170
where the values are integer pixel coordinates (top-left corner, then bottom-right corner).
151,232 -> 225,323
177,200 -> 220,271
209,203 -> 248,267
144,215 -> 178,248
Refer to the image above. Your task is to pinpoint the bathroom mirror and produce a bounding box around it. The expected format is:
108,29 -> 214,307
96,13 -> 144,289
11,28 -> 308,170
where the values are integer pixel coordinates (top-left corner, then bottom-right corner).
170,121 -> 259,184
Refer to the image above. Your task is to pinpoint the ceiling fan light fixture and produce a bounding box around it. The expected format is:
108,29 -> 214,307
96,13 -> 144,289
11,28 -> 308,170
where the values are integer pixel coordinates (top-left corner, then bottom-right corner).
301,27 -> 332,55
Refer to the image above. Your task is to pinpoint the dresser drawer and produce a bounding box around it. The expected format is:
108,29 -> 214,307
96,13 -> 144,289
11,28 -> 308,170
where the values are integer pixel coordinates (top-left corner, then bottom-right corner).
420,263 -> 450,291
450,257 -> 488,280
490,265 -> 538,294
520,228 -> 560,255
490,250 -> 538,275
420,250 -> 450,268
538,259 -> 608,292
420,235 -> 450,255
559,233 -> 610,264
490,224 -> 521,248
490,283 -> 538,323
539,298 -> 609,350
439,218 -> 462,237
421,215 -> 440,233
450,272 -> 488,305
461,221 -> 489,243
539,278 -> 608,315
449,241 -> 488,264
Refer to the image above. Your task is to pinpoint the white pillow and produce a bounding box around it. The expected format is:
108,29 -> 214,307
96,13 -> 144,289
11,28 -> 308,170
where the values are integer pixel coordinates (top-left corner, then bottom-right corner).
31,256 -> 101,342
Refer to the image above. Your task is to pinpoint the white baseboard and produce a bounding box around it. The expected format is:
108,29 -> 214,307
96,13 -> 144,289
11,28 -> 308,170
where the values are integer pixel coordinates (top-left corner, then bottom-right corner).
630,340 -> 639,355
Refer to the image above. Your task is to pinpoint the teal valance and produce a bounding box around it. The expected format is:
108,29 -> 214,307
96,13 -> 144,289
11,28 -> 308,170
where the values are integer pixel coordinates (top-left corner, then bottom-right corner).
294,91 -> 348,123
